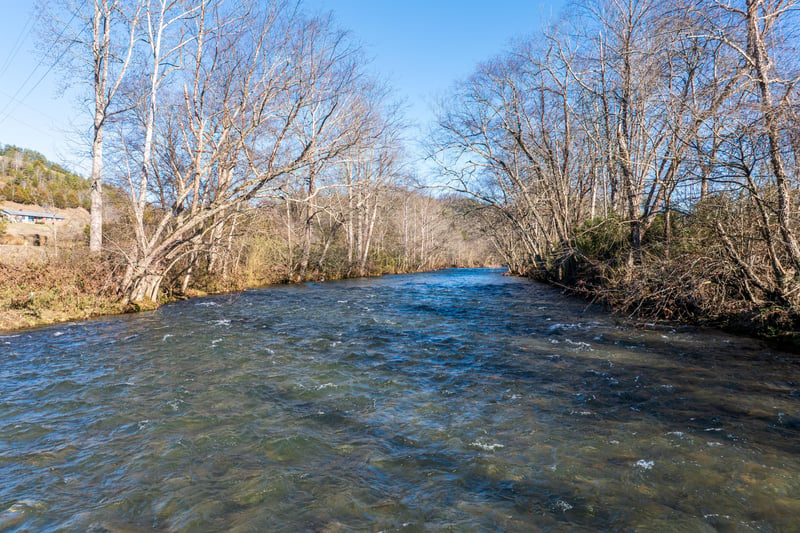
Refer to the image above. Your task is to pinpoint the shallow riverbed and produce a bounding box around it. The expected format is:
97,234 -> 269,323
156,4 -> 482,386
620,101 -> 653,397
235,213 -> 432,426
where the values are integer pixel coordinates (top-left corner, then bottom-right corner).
2,268 -> 799,531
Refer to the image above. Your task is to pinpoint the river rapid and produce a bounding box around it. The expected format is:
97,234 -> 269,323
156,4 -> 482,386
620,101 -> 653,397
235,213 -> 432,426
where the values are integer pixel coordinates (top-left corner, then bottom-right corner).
2,268 -> 800,531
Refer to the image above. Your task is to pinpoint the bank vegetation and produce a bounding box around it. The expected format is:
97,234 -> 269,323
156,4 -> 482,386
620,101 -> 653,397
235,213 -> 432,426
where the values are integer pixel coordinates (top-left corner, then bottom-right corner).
0,0 -> 495,330
0,184 -> 491,330
9,0 -> 797,339
431,0 -> 800,338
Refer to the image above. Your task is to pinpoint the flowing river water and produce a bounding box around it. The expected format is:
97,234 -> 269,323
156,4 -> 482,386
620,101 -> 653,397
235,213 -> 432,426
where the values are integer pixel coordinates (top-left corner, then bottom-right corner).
2,268 -> 800,532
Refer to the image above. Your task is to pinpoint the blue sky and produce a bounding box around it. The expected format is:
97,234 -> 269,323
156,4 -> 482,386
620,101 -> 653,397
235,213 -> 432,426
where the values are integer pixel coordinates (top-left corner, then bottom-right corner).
0,0 -> 564,177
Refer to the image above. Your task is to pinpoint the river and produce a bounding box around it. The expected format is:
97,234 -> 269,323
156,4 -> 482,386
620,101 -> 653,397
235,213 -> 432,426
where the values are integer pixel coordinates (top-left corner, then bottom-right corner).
1,268 -> 799,531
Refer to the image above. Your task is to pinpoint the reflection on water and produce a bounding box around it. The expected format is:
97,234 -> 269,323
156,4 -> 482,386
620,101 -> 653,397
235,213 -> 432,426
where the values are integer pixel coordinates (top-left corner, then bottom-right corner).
2,268 -> 800,531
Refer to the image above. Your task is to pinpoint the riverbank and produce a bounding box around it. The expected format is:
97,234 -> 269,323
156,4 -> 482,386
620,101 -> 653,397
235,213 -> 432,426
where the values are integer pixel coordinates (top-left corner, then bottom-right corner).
0,254 -> 125,332
3,250 -> 798,352
0,254 -> 491,332
539,263 -> 800,353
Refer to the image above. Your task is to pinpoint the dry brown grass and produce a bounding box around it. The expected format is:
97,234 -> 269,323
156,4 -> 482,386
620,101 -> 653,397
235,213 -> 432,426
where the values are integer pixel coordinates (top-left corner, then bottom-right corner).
0,250 -> 125,331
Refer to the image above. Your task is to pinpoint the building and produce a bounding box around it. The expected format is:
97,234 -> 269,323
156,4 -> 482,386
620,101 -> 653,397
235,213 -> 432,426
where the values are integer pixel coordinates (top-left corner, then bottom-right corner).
1,208 -> 66,224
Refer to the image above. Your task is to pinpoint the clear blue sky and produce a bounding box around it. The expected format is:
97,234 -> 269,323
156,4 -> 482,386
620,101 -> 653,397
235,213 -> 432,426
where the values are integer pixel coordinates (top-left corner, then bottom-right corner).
0,0 -> 564,177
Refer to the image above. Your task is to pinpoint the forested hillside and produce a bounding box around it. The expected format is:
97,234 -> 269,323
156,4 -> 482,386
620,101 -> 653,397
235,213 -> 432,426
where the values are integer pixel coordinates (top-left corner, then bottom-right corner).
0,145 -> 90,209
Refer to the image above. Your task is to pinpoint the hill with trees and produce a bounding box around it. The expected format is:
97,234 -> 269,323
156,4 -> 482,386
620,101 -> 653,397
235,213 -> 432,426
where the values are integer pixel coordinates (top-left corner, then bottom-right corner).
0,145 -> 90,210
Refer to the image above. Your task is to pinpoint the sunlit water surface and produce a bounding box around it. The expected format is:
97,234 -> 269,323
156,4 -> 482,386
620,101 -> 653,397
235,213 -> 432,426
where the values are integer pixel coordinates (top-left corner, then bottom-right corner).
2,268 -> 800,532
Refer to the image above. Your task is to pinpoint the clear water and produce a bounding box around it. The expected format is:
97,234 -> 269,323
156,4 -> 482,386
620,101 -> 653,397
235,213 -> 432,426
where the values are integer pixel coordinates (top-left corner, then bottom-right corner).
2,268 -> 800,532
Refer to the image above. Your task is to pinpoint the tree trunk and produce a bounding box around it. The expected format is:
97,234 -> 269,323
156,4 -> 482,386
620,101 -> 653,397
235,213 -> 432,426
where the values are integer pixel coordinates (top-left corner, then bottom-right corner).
359,199 -> 379,276
181,252 -> 195,294
89,116 -> 104,253
663,205 -> 671,261
220,215 -> 238,282
285,195 -> 293,273
129,273 -> 163,305
315,222 -> 340,278
297,167 -> 318,281
89,0 -> 109,254
747,0 -> 800,274
123,255 -> 162,305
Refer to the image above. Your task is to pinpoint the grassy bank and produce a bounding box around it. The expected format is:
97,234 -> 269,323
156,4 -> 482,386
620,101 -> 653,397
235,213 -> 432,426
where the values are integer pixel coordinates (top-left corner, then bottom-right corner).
0,252 -> 125,332
0,252 -> 486,332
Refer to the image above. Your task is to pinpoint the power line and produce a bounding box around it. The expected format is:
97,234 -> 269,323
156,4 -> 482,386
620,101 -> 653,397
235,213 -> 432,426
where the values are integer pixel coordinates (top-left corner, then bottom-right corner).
0,87 -> 64,125
0,61 -> 48,125
0,47 -> 72,126
0,10 -> 35,79
0,9 -> 79,128
0,107 -> 60,138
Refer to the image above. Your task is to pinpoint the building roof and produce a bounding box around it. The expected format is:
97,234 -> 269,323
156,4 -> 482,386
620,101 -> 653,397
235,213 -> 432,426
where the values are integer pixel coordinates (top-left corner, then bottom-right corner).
1,208 -> 65,220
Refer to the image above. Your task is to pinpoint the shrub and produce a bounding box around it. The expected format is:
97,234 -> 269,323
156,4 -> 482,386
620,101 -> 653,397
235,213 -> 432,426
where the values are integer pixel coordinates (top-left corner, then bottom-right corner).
575,215 -> 629,262
0,251 -> 125,330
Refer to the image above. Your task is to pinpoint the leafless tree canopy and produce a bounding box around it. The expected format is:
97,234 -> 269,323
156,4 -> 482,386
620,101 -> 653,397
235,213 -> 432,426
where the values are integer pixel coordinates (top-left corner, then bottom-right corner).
43,0 -> 800,326
40,0 -> 492,302
432,0 -> 800,326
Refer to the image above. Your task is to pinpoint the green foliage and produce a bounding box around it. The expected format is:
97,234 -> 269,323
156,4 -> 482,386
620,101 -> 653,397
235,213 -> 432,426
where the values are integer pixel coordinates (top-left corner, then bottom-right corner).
575,215 -> 629,262
1,184 -> 35,204
0,145 -> 90,209
0,218 -> 7,236
641,212 -> 688,254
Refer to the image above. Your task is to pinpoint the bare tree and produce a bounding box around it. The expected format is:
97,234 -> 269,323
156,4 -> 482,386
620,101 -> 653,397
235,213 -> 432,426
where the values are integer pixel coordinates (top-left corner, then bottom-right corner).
427,0 -> 800,324
699,0 -> 800,303
431,35 -> 591,277
100,1 -> 381,303
39,0 -> 140,253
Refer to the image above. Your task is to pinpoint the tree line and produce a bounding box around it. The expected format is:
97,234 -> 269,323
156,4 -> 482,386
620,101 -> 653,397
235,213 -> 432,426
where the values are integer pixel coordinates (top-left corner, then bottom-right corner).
431,0 -> 800,331
39,0 -> 493,305
0,145 -> 90,209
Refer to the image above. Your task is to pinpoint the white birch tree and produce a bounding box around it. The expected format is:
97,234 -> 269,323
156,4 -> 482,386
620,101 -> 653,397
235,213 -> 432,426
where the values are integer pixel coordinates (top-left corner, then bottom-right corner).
39,0 -> 141,253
